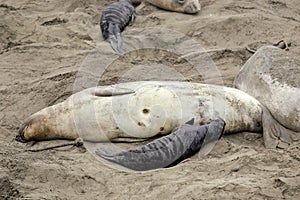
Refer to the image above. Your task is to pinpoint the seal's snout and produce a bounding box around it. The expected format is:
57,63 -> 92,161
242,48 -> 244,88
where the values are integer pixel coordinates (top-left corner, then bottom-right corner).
15,114 -> 46,143
184,0 -> 201,14
15,124 -> 28,143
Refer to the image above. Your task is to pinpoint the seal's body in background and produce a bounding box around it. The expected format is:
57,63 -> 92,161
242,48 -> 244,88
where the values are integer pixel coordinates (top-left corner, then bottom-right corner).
234,46 -> 300,133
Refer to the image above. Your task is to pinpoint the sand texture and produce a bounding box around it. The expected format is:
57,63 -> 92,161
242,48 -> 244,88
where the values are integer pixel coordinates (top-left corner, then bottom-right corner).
0,0 -> 300,199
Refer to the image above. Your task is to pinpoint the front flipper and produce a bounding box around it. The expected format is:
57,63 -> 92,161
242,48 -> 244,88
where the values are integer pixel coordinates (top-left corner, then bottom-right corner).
262,107 -> 299,149
185,118 -> 195,125
198,118 -> 226,158
91,86 -> 135,97
95,119 -> 225,171
96,123 -> 203,171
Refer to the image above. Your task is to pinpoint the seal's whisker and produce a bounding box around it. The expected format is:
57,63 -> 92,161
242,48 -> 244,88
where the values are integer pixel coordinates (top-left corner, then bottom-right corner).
27,138 -> 83,152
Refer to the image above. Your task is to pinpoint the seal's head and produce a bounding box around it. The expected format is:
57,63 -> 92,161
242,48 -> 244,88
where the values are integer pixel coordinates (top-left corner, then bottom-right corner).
16,115 -> 50,143
178,0 -> 201,14
146,0 -> 201,14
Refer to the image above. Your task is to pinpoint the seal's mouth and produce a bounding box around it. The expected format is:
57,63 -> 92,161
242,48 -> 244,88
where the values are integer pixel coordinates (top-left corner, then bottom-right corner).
15,123 -> 28,143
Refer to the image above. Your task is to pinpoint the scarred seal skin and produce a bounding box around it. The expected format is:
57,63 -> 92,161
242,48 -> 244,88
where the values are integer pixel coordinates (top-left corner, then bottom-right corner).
234,46 -> 300,134
131,0 -> 201,14
100,0 -> 136,54
96,118 -> 225,171
16,81 -> 298,148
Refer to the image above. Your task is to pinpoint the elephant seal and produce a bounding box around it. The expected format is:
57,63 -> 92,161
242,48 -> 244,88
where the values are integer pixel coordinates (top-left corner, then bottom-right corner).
100,0 -> 136,54
234,46 -> 300,136
16,81 -> 298,148
131,0 -> 201,14
96,118 -> 225,171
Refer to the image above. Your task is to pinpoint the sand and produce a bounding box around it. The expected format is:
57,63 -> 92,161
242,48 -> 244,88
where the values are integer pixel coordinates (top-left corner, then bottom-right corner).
0,0 -> 300,199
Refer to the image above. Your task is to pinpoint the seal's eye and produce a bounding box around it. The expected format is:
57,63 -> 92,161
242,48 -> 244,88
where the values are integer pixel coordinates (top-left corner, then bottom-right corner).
177,0 -> 185,4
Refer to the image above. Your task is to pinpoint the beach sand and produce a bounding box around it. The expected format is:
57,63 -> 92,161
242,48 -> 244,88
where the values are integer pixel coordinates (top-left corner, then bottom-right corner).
0,0 -> 299,199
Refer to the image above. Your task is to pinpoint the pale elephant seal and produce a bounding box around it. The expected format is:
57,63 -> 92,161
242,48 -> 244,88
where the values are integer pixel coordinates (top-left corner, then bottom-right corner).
131,0 -> 201,14
234,46 -> 300,136
16,81 -> 298,148
96,118 -> 225,171
100,0 -> 136,54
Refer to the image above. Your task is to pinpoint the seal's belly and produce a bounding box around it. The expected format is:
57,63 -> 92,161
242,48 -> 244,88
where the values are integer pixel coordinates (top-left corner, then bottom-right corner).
89,82 -> 263,140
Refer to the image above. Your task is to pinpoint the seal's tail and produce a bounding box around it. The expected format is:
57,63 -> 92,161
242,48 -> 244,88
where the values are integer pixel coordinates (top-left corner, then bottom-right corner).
262,107 -> 299,148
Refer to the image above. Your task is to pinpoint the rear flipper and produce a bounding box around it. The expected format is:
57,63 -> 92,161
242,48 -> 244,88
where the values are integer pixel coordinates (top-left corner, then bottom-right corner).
108,33 -> 124,55
262,107 -> 299,149
104,23 -> 124,55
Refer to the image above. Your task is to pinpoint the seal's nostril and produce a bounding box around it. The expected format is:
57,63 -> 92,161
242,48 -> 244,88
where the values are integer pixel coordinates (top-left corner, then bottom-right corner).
15,135 -> 20,140
15,133 -> 26,143
15,123 -> 28,143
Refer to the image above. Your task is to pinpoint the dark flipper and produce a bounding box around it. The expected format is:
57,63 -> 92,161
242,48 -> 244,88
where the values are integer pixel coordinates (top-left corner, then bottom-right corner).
167,118 -> 225,167
107,24 -> 124,54
198,118 -> 226,158
100,0 -> 136,54
185,118 -> 195,125
262,107 -> 299,149
96,119 -> 226,171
